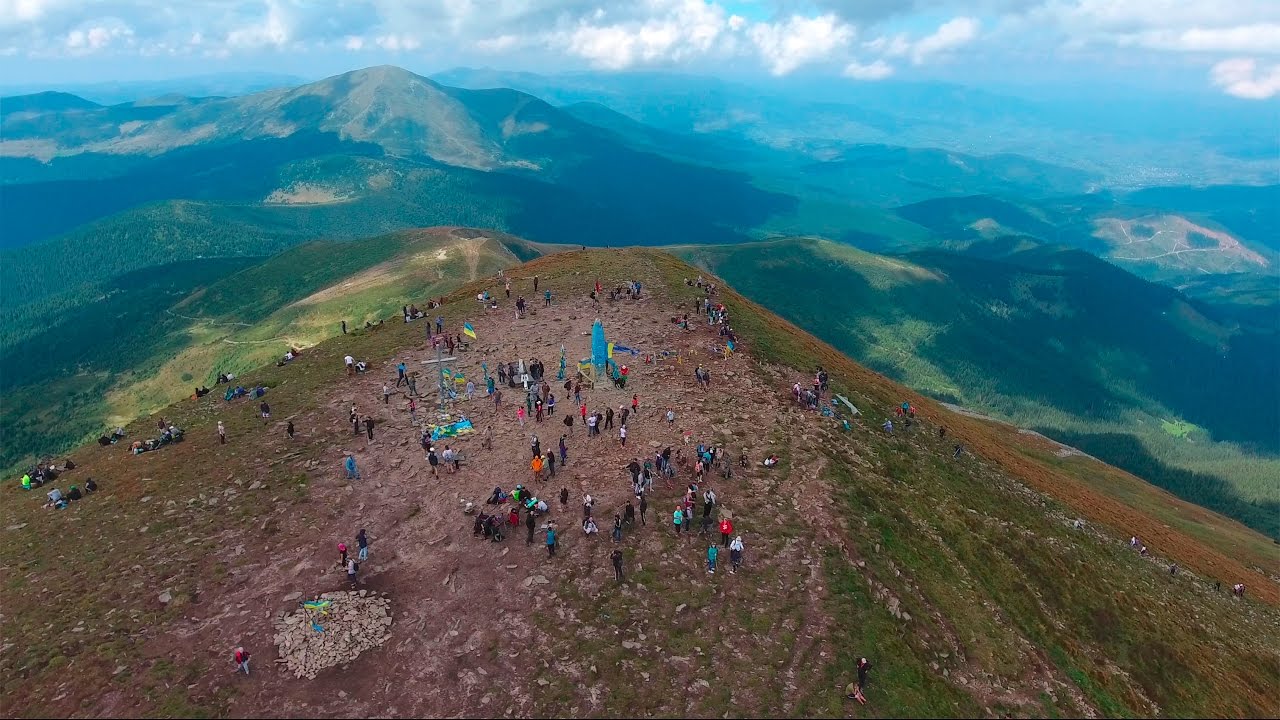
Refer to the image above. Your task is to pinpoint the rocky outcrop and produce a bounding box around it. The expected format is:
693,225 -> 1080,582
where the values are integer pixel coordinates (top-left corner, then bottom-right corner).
273,590 -> 393,680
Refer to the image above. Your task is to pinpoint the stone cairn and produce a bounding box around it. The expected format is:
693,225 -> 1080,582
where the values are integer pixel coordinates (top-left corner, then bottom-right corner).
273,590 -> 393,679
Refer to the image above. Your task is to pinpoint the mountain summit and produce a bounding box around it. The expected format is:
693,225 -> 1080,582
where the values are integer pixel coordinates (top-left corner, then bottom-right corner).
0,65 -> 594,171
4,247 -> 1277,717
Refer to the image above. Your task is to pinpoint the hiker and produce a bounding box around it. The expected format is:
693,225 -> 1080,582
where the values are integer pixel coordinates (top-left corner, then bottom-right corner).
854,658 -> 872,704
442,445 -> 457,473
341,320 -> 347,335
345,354 -> 355,376
218,421 -> 227,445
259,401 -> 270,419
1169,564 -> 1178,576
639,494 -> 648,525
582,493 -> 595,519
666,409 -> 675,426
544,289 -> 552,307
632,393 -> 639,415
546,523 -> 558,557
673,506 -> 684,535
612,514 -> 623,542
85,478 -> 98,493
427,447 -> 439,475
559,435 -> 568,465
718,516 -> 734,547
703,488 -> 717,518
583,516 -> 599,535
624,499 -> 636,525
356,529 -> 369,561
586,412 -> 598,437
882,420 -> 893,434
953,444 -> 963,458
517,406 -> 526,427
347,557 -> 359,588
526,509 -> 536,544
408,397 -> 418,425
560,487 -> 569,506
546,450 -> 556,478
531,434 -> 541,459
338,541 -> 349,566
344,455 -> 360,480
707,544 -> 718,574
547,393 -> 556,417
364,415 -> 375,440
729,536 -> 744,573
531,454 -> 544,482
611,548 -> 624,582
604,406 -> 614,430
619,424 -> 627,447
234,647 -> 251,675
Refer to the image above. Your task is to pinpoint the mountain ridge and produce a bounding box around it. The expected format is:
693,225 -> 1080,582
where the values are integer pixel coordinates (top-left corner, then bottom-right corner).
3,247 -> 1276,718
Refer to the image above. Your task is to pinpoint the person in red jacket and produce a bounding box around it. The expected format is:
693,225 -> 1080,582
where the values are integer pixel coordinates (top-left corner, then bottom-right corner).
719,517 -> 733,547
234,646 -> 251,675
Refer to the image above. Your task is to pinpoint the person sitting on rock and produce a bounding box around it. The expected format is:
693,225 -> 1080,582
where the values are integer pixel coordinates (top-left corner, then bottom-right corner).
487,486 -> 507,504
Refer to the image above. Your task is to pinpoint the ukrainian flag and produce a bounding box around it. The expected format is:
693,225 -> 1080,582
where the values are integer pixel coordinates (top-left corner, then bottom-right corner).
463,322 -> 477,339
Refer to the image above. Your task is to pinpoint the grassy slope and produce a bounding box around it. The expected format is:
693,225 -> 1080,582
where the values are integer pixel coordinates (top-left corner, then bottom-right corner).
675,238 -> 1280,539
2,248 -> 1275,719
0,228 -> 536,472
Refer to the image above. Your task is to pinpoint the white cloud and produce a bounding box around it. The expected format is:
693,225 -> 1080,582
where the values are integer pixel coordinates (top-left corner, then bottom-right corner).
863,33 -> 910,57
747,13 -> 854,76
910,16 -> 979,64
225,0 -> 291,49
375,33 -> 420,51
344,35 -> 364,50
561,0 -> 733,70
1210,56 -> 1280,99
477,34 -> 520,53
843,58 -> 894,80
1116,24 -> 1280,55
63,18 -> 133,55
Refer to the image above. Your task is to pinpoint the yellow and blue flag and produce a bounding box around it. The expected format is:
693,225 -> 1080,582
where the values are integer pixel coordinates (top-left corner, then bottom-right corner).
463,322 -> 477,339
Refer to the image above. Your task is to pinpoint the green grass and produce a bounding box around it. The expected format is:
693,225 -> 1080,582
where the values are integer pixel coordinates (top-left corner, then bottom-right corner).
673,237 -> 1280,538
0,228 -> 535,473
1160,419 -> 1196,438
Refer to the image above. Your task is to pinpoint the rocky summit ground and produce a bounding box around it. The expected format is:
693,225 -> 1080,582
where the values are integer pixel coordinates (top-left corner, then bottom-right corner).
3,248 -> 1278,719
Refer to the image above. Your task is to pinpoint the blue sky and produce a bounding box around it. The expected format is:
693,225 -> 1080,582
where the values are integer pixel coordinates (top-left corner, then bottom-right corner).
1,1 -> 1278,99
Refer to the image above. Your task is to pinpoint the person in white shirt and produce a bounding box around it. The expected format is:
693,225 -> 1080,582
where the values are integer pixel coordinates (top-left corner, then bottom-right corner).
344,355 -> 355,375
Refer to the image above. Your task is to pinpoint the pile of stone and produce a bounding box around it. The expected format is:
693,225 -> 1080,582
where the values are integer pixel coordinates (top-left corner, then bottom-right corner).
273,590 -> 393,679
